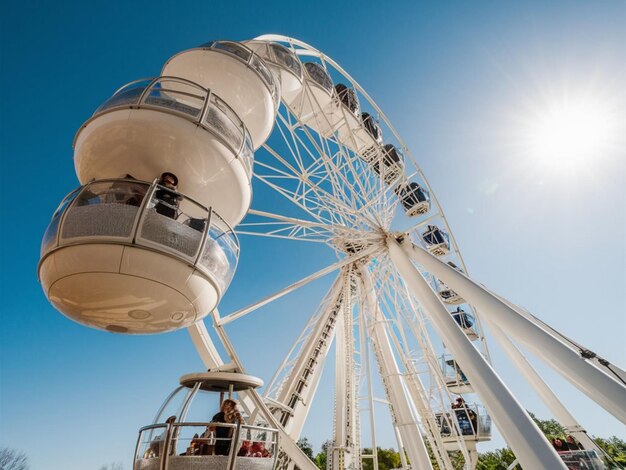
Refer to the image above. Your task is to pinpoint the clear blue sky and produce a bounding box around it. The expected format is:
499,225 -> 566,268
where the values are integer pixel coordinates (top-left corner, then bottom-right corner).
1,1 -> 624,469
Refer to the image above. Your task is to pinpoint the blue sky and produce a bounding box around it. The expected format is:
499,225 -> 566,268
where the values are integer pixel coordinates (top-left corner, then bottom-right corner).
1,1 -> 625,469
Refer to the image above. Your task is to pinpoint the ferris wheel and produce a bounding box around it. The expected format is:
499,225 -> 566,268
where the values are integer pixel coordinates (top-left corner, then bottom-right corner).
38,35 -> 625,470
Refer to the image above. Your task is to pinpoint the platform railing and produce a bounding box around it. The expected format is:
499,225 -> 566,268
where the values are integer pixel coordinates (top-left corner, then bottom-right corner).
134,421 -> 278,470
435,403 -> 492,440
558,449 -> 606,470
40,178 -> 239,294
84,76 -> 254,177
303,62 -> 334,93
198,40 -> 280,109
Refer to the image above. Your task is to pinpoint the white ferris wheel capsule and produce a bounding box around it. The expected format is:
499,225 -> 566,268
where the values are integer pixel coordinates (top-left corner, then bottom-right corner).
38,178 -> 240,334
161,41 -> 280,150
244,40 -> 304,104
73,77 -> 254,227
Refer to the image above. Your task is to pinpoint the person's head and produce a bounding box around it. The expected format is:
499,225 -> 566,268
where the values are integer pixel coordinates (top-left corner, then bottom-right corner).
221,398 -> 238,413
554,438 -> 563,445
456,397 -> 464,405
160,172 -> 178,188
241,440 -> 252,449
565,435 -> 575,443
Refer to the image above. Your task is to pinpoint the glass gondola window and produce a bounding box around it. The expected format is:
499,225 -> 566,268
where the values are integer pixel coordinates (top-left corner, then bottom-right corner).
143,79 -> 205,118
303,62 -> 333,92
270,43 -> 301,77
95,79 -> 150,114
139,187 -> 210,259
452,307 -> 474,329
396,182 -> 429,210
209,40 -> 252,62
382,144 -> 403,165
334,83 -> 359,115
361,112 -> 382,142
205,93 -> 245,153
372,144 -> 404,176
60,180 -> 149,241
422,225 -> 449,248
40,187 -> 82,255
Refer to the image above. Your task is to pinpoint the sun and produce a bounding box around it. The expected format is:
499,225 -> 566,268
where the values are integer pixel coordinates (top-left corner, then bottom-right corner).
521,89 -> 624,177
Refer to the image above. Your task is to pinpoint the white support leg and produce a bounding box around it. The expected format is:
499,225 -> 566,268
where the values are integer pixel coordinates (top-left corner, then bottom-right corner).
359,267 -> 434,470
188,321 -> 224,368
332,313 -> 349,470
393,426 -> 409,470
487,321 -> 601,453
276,278 -> 345,439
387,237 -> 567,470
399,238 -> 626,424
358,294 -> 379,470
331,277 -> 358,470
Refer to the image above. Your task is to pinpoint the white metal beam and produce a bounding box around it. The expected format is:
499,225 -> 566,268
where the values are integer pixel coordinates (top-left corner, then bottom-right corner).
187,318 -> 319,470
487,321 -> 601,453
359,267 -> 434,470
387,237 -> 567,470
399,237 -> 626,425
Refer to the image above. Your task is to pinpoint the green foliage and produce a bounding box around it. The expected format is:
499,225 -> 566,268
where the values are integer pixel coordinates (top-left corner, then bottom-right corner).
476,448 -> 518,470
297,437 -> 315,460
299,420 -> 625,470
361,447 -> 402,470
593,435 -> 626,468
529,411 -> 566,437
312,440 -> 332,470
314,451 -> 327,470
426,443 -> 465,470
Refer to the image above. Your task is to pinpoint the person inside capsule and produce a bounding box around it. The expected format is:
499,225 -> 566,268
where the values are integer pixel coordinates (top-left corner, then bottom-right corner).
155,172 -> 180,219
206,399 -> 244,456
452,307 -> 474,329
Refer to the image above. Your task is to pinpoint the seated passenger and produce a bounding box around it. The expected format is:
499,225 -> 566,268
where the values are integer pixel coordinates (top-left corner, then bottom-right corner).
451,397 -> 475,435
155,172 -> 181,219
565,435 -> 583,451
250,441 -> 271,458
237,440 -> 252,456
209,399 -> 245,456
423,225 -> 445,246
452,308 -> 473,329
446,359 -> 468,383
552,437 -> 568,452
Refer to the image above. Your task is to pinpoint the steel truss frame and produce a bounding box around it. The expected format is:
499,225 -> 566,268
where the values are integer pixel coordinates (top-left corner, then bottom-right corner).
182,35 -> 625,470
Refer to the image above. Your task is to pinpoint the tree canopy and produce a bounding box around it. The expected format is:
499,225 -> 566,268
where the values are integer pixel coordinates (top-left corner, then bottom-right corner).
301,412 -> 626,469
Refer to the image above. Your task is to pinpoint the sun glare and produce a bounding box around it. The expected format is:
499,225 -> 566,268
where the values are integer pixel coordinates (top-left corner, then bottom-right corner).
520,90 -> 624,176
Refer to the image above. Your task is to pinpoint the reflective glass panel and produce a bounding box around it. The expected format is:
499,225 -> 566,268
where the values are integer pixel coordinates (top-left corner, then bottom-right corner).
240,130 -> 254,176
137,187 -> 207,260
233,425 -> 277,468
304,62 -> 333,92
135,425 -> 167,468
95,80 -> 151,114
169,423 -> 226,458
361,113 -> 382,142
335,84 -> 359,115
143,79 -> 204,118
198,215 -> 239,291
60,180 -> 148,241
41,188 -> 81,255
251,56 -> 275,91
270,43 -> 301,77
213,41 -> 251,62
204,94 -> 244,152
